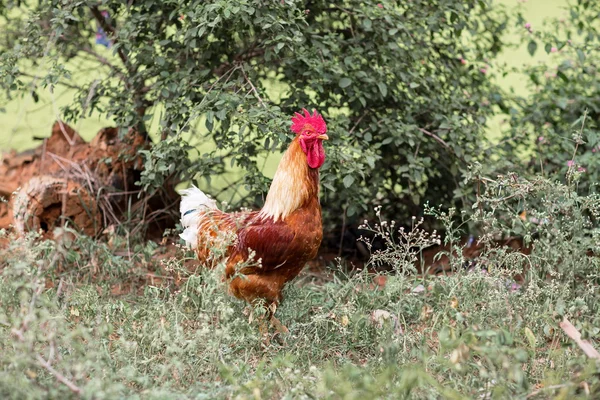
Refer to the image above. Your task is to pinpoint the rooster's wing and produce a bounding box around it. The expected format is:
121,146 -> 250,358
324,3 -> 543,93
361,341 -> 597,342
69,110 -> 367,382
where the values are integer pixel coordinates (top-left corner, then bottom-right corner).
235,222 -> 297,271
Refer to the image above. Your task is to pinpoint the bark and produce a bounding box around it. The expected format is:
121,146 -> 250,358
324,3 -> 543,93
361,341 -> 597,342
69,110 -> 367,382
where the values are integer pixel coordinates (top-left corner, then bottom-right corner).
11,176 -> 101,238
0,121 -> 177,239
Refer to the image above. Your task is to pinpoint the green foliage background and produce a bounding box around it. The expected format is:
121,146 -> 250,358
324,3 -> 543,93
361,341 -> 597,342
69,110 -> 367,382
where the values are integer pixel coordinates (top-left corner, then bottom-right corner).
0,0 -> 511,235
2,1 -> 597,238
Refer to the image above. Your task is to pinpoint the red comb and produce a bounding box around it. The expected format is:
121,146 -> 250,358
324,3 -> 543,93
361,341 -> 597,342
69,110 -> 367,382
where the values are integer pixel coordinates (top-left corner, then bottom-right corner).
290,108 -> 327,135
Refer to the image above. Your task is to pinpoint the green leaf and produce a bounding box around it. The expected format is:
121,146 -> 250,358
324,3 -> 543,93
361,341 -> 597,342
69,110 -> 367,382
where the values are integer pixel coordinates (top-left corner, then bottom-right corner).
339,78 -> 352,88
576,49 -> 586,63
527,40 -> 537,56
524,327 -> 537,350
347,204 -> 356,216
216,109 -> 227,120
343,175 -> 355,188
322,182 -> 335,191
556,70 -> 569,83
378,82 -> 388,97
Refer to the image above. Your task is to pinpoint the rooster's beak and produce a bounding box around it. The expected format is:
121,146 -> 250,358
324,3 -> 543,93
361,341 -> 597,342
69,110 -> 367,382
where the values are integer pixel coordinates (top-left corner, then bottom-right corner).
317,134 -> 329,140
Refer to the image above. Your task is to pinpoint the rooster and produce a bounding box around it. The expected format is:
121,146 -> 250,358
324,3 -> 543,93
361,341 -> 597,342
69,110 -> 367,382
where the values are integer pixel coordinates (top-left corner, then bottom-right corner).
179,109 -> 328,330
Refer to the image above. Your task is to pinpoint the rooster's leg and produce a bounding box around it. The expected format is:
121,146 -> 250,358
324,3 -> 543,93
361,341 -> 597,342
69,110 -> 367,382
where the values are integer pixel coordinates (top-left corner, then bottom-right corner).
258,317 -> 270,344
243,305 -> 255,324
248,300 -> 272,343
268,303 -> 289,334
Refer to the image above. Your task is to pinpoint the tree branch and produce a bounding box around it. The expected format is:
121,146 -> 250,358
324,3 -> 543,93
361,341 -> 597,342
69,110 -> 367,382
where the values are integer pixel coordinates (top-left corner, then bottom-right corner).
36,355 -> 82,395
89,6 -> 149,139
80,47 -> 127,82
212,47 -> 266,77
349,110 -> 369,134
18,72 -> 82,91
89,6 -> 131,73
240,64 -> 267,109
417,127 -> 451,150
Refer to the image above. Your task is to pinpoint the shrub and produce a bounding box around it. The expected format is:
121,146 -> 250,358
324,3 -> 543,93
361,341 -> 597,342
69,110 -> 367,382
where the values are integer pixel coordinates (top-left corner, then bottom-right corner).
499,0 -> 600,192
0,0 -> 511,240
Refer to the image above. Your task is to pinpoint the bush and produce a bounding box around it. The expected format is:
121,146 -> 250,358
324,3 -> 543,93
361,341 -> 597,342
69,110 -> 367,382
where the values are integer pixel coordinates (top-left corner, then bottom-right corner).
499,0 -> 600,192
0,0 -> 512,240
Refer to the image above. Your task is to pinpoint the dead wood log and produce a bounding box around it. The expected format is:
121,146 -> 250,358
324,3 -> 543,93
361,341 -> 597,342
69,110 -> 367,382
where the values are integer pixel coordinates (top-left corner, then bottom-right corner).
12,176 -> 101,238
0,121 -> 178,239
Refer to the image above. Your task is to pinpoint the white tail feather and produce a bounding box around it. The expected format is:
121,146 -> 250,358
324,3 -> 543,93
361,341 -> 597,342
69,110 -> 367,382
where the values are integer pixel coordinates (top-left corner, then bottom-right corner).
179,186 -> 217,249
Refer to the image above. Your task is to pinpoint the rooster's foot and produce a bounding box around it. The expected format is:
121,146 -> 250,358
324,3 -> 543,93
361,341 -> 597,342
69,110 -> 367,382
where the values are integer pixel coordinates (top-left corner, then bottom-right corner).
267,303 -> 289,334
270,315 -> 289,335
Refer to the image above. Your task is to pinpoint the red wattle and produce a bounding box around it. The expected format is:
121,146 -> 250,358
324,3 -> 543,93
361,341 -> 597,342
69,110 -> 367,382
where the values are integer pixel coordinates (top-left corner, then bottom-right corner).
306,141 -> 325,169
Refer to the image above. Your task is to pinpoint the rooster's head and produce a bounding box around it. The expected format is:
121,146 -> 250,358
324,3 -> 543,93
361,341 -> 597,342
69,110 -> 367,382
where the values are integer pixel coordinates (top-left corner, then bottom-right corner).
291,108 -> 328,169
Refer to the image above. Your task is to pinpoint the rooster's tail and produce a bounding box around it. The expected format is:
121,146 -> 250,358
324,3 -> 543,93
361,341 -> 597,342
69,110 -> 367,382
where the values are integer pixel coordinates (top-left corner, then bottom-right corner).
179,186 -> 217,249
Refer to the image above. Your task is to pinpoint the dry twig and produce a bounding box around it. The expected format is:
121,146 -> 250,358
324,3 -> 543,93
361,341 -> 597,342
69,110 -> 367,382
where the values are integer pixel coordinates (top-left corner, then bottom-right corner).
240,64 -> 267,109
525,384 -> 569,399
36,355 -> 82,395
559,317 -> 600,359
417,127 -> 451,150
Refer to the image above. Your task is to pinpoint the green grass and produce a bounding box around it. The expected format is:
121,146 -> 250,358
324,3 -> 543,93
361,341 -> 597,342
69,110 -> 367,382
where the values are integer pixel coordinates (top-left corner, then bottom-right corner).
1,171 -> 599,398
1,172 -> 599,399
